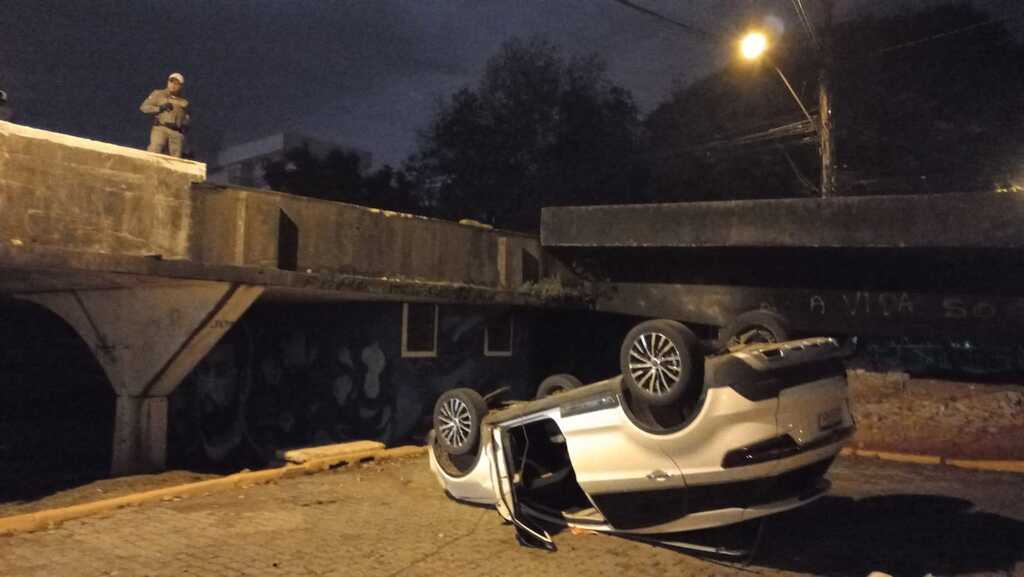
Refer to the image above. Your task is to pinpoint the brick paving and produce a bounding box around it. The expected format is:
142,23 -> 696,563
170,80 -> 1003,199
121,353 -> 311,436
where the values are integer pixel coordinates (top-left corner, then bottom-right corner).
1,455 -> 1023,577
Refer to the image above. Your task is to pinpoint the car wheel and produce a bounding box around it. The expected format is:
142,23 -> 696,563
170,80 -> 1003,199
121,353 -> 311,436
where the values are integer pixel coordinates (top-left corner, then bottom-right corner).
433,388 -> 487,456
620,319 -> 699,407
535,373 -> 582,399
719,310 -> 791,351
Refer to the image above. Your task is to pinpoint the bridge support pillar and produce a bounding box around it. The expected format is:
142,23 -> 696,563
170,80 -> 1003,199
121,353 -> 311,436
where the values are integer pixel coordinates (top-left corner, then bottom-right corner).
113,395 -> 169,475
17,282 -> 264,475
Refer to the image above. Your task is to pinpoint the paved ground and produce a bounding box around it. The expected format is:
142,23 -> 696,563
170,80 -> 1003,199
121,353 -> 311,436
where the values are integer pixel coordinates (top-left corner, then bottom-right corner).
1,455 -> 1022,577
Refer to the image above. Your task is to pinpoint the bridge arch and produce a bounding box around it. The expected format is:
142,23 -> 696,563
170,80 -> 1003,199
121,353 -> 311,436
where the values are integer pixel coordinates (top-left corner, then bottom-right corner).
0,297 -> 115,501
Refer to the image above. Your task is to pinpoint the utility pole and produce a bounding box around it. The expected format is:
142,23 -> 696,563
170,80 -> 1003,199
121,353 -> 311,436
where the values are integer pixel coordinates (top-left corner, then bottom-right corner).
818,0 -> 836,197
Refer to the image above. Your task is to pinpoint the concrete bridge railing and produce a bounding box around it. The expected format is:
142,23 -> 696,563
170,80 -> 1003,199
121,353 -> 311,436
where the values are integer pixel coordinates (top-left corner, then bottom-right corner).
0,120 -> 205,259
0,120 -> 561,292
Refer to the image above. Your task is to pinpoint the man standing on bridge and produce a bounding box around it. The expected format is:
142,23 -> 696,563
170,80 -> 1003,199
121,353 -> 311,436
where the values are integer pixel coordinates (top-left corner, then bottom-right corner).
140,72 -> 190,157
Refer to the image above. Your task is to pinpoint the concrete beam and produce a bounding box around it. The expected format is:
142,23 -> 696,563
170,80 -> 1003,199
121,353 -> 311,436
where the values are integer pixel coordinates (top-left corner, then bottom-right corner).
0,243 -> 590,309
18,282 -> 263,397
17,282 -> 263,475
540,192 -> 1024,249
145,284 -> 263,397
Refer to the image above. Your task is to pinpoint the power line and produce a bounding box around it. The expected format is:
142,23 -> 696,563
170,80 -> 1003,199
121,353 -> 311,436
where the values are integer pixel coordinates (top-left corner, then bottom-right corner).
871,13 -> 1024,56
777,144 -> 821,195
832,11 -> 1024,65
695,119 -> 817,149
790,0 -> 821,51
666,119 -> 817,156
608,0 -> 720,41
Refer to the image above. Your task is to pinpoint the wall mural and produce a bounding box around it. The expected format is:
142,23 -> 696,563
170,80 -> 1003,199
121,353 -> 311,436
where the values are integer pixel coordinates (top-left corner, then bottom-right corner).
168,303 -> 533,469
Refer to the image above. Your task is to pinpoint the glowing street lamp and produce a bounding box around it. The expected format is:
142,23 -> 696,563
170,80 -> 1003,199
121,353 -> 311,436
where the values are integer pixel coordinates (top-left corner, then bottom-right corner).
740,31 -> 768,61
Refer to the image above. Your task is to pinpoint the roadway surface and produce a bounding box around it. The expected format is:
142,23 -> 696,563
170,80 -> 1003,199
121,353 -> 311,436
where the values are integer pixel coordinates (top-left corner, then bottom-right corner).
1,455 -> 1022,577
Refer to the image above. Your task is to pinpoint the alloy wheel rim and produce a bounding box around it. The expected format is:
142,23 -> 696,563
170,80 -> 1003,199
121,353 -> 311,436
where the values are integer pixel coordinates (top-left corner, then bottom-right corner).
628,331 -> 683,396
438,397 -> 473,448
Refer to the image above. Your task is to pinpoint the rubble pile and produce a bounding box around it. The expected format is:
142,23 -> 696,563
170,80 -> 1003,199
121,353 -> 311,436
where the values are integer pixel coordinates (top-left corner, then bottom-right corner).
847,368 -> 1024,460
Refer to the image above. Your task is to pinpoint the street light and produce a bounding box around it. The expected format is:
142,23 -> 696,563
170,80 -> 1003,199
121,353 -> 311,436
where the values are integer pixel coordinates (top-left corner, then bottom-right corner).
738,30 -> 835,197
740,31 -> 768,61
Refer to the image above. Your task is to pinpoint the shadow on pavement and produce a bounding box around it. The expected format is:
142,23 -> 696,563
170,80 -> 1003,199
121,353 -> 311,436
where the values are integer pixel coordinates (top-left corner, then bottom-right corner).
0,463 -> 110,504
754,494 -> 1024,576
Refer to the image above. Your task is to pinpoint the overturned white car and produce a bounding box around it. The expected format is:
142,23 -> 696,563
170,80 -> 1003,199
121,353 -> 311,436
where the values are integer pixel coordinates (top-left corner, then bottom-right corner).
428,320 -> 855,550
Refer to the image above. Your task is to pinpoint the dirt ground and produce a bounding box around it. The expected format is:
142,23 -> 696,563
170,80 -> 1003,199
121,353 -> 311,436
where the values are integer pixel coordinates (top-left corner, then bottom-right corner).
0,469 -> 220,518
847,368 -> 1024,459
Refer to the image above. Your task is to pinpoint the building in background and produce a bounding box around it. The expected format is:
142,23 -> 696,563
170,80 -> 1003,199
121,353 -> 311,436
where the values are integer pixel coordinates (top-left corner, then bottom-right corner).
207,132 -> 372,188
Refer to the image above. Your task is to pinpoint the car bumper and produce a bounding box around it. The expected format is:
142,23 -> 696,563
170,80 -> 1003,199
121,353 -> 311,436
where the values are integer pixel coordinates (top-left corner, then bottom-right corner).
617,454 -> 836,535
591,425 -> 851,535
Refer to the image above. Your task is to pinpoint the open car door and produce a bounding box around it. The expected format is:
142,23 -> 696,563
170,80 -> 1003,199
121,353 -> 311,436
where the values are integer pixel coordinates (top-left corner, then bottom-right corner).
490,426 -> 556,550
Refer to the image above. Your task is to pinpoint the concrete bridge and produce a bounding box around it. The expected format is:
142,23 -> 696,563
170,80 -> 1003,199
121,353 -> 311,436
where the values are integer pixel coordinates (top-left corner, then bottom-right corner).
0,121 -> 584,475
6,118 -> 1020,480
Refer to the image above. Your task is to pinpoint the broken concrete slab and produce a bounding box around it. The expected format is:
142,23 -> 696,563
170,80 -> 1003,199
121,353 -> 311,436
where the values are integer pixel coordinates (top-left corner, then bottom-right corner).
277,440 -> 386,464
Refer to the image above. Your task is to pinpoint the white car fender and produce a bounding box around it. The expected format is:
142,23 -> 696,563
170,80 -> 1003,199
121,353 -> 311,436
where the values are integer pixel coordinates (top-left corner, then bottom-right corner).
556,387 -> 687,496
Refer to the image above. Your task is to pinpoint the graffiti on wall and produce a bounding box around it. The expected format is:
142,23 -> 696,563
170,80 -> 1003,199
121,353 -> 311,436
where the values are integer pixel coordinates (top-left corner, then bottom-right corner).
168,304 -> 532,469
805,291 -> 1024,324
807,292 -> 916,317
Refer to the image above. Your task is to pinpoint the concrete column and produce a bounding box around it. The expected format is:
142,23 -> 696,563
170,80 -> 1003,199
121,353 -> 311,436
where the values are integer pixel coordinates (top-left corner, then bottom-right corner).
497,237 -> 509,289
17,281 -> 264,475
112,396 -> 169,475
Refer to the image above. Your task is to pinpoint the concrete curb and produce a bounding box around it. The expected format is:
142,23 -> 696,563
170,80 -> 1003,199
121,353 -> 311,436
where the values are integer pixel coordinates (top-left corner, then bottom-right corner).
840,447 -> 1024,474
0,444 -> 428,537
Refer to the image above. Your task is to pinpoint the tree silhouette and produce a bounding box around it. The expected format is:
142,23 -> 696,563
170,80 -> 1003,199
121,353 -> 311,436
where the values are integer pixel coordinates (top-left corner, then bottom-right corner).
263,145 -> 421,213
408,36 -> 648,231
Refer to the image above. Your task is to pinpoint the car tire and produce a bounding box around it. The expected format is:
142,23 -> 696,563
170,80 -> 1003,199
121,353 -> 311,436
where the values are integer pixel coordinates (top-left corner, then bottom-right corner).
433,388 -> 487,456
620,319 -> 699,407
718,310 -> 791,351
535,373 -> 582,399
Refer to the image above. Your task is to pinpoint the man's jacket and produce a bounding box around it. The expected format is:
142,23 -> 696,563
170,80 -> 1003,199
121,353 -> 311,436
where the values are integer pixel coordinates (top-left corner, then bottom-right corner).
140,89 -> 190,130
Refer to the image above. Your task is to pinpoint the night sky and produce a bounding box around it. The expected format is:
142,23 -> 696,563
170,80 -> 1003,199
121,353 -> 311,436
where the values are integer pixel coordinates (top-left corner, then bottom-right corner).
3,0 -> 1018,166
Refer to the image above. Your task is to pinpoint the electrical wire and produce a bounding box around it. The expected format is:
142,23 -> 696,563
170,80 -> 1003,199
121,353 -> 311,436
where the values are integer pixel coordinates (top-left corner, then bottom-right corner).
790,0 -> 821,51
608,0 -> 721,41
777,144 -> 821,195
871,13 -> 1024,55
684,119 -> 817,152
650,119 -> 817,166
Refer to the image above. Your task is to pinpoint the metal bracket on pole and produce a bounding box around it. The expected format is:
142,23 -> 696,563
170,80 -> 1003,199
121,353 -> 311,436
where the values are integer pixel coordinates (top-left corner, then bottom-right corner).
773,65 -> 817,130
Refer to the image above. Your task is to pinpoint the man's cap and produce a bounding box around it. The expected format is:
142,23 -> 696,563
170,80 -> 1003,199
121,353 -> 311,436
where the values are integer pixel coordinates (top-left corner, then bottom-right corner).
168,72 -> 185,84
